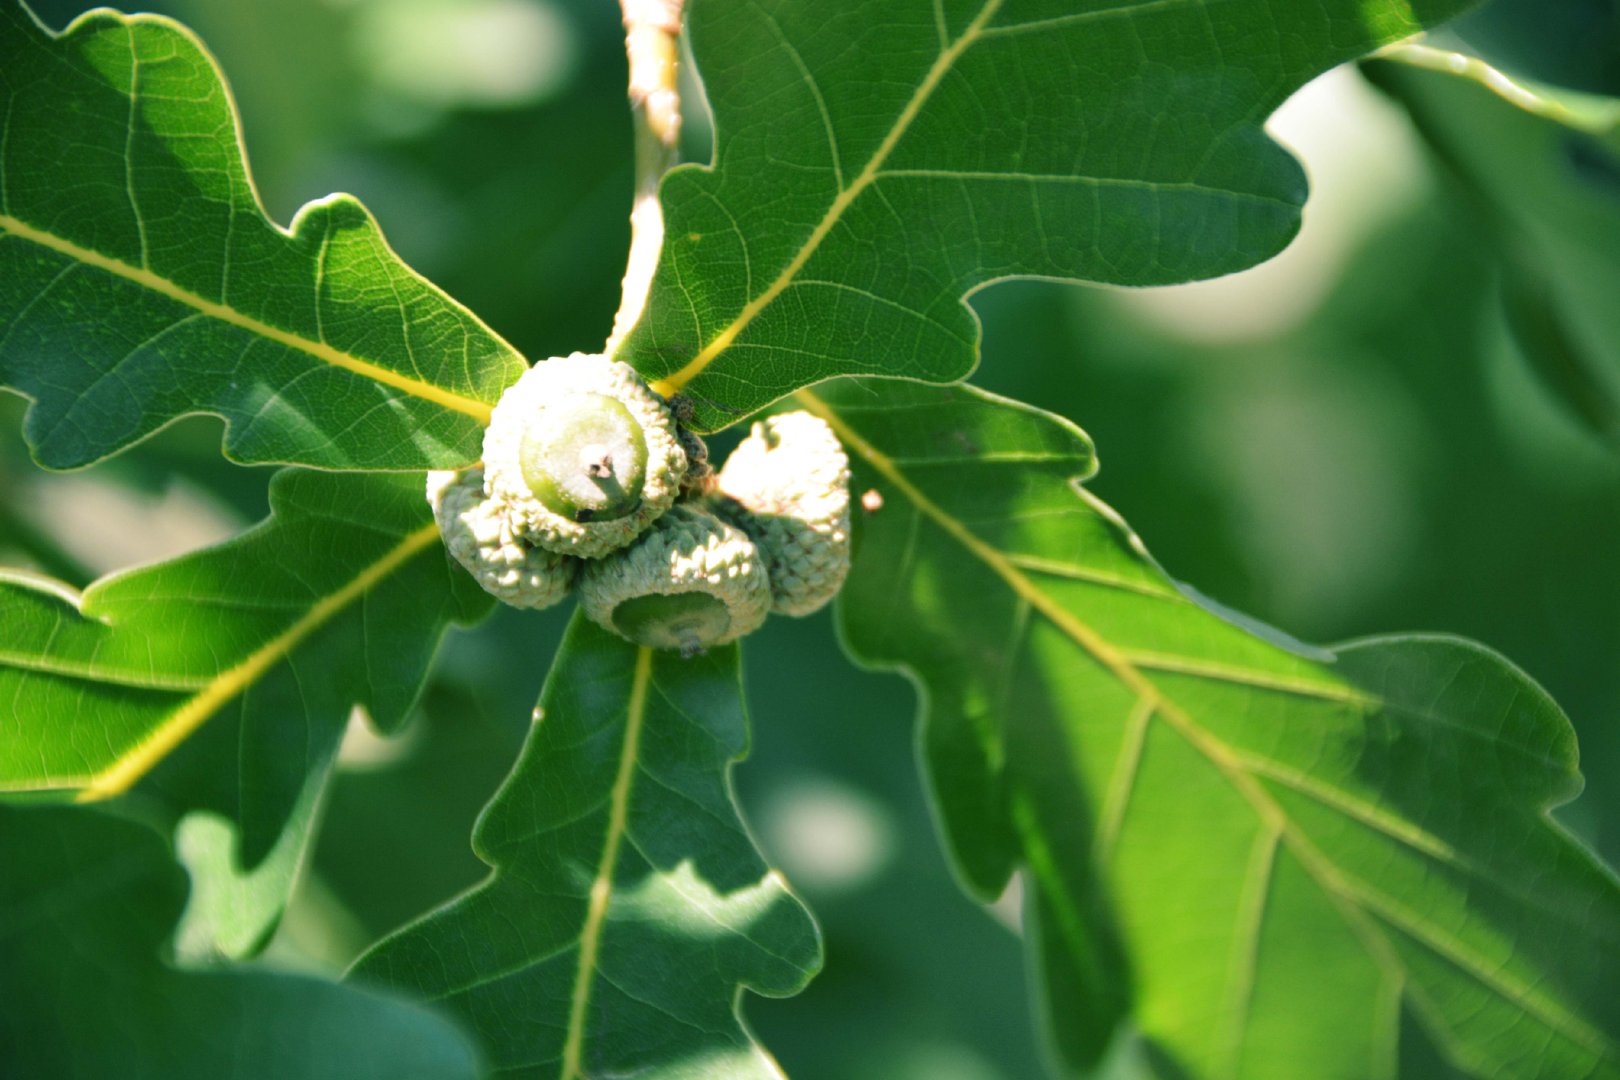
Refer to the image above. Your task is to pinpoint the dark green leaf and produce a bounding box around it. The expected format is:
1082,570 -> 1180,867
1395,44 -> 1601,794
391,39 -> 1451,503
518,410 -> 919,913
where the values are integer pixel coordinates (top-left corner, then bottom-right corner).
354,613 -> 821,1079
808,378 -> 1620,1078
1365,48 -> 1620,450
0,803 -> 481,1079
736,611 -> 1047,1079
620,0 -> 1481,430
0,469 -> 488,872
170,766 -> 327,962
1500,260 -> 1620,448
1449,0 -> 1620,97
0,2 -> 526,469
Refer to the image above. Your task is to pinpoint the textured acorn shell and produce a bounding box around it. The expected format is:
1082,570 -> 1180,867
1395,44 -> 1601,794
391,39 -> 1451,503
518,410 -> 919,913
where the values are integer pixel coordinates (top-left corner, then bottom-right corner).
580,505 -> 771,651
712,411 -> 851,616
428,469 -> 576,609
482,353 -> 687,558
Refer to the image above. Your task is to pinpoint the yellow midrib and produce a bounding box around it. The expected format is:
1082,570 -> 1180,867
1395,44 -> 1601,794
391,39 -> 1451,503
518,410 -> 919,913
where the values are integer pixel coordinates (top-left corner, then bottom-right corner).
0,213 -> 493,423
560,645 -> 653,1080
798,388 -> 1616,1062
650,0 -> 1004,395
74,520 -> 443,800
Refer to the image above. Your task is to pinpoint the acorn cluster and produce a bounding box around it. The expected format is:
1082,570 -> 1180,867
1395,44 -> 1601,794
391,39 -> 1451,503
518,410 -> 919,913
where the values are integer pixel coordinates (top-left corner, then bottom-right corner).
429,353 -> 850,656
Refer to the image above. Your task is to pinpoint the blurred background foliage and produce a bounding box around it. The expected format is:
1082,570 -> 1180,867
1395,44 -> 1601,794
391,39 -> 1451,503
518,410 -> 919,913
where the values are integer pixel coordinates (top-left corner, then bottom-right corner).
3,0 -> 1617,1077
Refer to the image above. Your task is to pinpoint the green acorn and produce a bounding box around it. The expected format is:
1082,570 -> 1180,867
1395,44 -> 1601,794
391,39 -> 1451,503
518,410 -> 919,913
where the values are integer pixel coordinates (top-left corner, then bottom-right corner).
580,505 -> 771,656
428,469 -> 576,609
712,410 -> 851,616
482,353 -> 687,558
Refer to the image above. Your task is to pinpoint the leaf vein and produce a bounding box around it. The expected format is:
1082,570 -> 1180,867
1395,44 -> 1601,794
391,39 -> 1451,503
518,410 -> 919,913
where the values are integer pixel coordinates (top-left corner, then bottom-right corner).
874,168 -> 1299,210
652,0 -> 1006,393
804,387 -> 1617,1067
72,521 -> 442,800
0,213 -> 493,421
558,646 -> 653,1080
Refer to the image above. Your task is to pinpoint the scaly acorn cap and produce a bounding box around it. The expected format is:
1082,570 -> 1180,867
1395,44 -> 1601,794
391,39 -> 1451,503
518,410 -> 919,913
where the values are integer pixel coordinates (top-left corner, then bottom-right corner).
580,504 -> 771,656
712,410 -> 851,616
428,469 -> 576,609
482,353 -> 687,558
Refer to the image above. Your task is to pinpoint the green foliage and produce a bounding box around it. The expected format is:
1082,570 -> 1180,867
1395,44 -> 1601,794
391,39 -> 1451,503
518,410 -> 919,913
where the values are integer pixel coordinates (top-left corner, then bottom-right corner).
3,0 -> 1618,1077
1365,49 -> 1620,450
1447,0 -> 1620,96
354,614 -> 821,1078
0,3 -> 524,470
816,378 -> 1620,1076
0,469 -> 487,868
0,804 -> 481,1079
621,0 -> 1479,430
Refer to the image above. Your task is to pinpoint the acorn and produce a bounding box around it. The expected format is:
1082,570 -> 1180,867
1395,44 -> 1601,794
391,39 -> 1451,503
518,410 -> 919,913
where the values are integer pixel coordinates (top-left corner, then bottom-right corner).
482,353 -> 687,558
712,411 -> 851,616
428,469 -> 576,609
580,504 -> 771,656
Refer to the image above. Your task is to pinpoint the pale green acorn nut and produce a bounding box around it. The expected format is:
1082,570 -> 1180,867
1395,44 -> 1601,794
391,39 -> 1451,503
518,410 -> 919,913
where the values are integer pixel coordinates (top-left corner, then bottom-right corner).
580,505 -> 771,656
712,411 -> 851,617
482,353 -> 687,559
428,469 -> 576,609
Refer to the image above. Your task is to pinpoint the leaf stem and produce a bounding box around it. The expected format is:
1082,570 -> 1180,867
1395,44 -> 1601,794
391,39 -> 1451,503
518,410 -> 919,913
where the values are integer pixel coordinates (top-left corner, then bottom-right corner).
1373,43 -> 1620,133
606,0 -> 685,355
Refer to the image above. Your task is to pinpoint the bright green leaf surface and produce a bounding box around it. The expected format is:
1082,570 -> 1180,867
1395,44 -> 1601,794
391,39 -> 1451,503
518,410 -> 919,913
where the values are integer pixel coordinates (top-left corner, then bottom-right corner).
806,379 -> 1620,1079
354,614 -> 821,1080
0,469 -> 489,868
0,804 -> 481,1079
620,0 -> 1481,430
1365,49 -> 1620,450
0,2 -> 526,470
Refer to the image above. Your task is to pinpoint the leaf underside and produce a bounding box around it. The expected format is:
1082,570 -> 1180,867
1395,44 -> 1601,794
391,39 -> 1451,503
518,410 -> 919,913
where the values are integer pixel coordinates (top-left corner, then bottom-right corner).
0,469 -> 488,868
0,804 -> 482,1080
808,379 -> 1620,1080
354,614 -> 821,1080
0,2 -> 527,470
620,0 -> 1481,429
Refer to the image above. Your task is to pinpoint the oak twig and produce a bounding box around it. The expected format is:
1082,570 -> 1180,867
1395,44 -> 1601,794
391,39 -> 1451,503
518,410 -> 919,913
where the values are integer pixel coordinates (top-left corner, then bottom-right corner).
606,0 -> 686,354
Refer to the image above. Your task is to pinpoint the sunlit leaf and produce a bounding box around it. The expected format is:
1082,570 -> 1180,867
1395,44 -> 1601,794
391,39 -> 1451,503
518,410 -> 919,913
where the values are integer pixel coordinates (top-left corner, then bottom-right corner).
0,803 -> 482,1079
0,469 -> 488,873
620,0 -> 1481,430
354,613 -> 821,1079
808,378 -> 1620,1078
0,2 -> 526,470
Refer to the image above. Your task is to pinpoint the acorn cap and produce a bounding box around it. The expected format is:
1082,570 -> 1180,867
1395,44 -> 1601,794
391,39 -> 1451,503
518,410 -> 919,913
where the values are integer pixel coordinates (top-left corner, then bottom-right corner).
713,411 -> 851,616
580,504 -> 771,656
482,353 -> 687,558
429,469 -> 576,609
